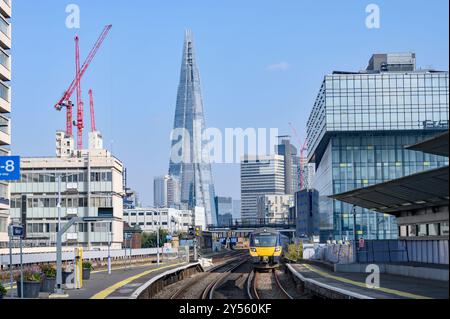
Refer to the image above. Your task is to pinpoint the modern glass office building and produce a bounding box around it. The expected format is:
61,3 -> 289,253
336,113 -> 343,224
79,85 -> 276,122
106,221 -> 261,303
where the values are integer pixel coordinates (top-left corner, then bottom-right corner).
215,196 -> 233,226
307,53 -> 449,241
168,30 -> 217,226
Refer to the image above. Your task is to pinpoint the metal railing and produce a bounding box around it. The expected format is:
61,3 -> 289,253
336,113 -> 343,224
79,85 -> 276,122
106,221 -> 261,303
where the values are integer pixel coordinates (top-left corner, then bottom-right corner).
208,218 -> 296,229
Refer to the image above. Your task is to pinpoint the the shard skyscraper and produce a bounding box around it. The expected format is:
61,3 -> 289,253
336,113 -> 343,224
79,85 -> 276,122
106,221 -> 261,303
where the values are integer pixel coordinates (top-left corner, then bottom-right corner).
169,30 -> 217,226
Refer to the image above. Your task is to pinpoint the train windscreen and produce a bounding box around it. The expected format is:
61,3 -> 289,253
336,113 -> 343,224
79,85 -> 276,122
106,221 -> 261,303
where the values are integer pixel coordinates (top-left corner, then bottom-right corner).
252,233 -> 278,247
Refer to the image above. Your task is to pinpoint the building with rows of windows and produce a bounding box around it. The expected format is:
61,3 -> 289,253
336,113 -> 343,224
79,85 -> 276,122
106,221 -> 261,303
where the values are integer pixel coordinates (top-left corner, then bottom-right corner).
307,53 -> 449,242
8,147 -> 125,250
0,0 -> 11,245
123,207 -> 194,234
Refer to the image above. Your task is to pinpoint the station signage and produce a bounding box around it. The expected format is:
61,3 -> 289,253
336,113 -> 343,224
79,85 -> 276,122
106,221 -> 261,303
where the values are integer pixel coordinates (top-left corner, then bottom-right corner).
0,156 -> 20,181
124,233 -> 133,240
8,225 -> 24,238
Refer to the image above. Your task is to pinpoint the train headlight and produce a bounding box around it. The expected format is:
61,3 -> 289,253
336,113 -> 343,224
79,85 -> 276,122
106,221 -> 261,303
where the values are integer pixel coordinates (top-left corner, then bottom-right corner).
250,248 -> 257,253
275,247 -> 282,252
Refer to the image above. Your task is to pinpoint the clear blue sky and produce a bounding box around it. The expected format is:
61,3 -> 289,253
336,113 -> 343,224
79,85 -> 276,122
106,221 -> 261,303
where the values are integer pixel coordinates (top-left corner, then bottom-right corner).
10,0 -> 449,206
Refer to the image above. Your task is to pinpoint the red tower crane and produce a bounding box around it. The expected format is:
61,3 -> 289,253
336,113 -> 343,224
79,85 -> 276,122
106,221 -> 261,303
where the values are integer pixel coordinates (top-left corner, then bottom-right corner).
54,25 -> 112,148
88,89 -> 96,132
288,122 -> 308,190
75,35 -> 84,150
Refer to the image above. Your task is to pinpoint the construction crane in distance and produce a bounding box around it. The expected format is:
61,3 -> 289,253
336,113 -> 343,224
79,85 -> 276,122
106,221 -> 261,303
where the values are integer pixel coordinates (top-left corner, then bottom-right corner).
54,24 -> 112,149
88,89 -> 96,133
75,35 -> 84,150
288,122 -> 308,190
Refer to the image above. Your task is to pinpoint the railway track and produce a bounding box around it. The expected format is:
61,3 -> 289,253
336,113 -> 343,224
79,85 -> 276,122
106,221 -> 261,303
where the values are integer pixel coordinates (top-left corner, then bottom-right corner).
169,253 -> 247,299
247,269 -> 294,300
201,258 -> 250,299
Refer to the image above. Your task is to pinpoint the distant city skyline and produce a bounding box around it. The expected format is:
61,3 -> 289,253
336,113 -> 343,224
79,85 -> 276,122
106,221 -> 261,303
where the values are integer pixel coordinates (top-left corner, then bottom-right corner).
10,1 -> 449,206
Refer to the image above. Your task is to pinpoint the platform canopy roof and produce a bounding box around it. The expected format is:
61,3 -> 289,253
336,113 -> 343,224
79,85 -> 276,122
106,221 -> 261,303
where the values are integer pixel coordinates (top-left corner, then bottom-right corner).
406,131 -> 449,157
330,166 -> 449,216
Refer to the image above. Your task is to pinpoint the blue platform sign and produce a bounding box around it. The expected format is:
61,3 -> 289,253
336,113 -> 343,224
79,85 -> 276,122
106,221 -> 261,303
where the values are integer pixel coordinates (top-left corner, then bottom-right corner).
13,226 -> 24,237
0,156 -> 20,181
8,225 -> 24,238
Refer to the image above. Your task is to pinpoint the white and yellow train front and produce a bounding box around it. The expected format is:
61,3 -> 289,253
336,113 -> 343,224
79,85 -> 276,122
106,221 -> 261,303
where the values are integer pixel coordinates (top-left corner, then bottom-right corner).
249,230 -> 284,265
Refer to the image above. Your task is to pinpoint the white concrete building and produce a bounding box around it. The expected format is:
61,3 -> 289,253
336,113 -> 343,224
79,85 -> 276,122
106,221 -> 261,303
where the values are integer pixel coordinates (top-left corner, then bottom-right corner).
0,0 -> 11,245
240,155 -> 285,220
123,207 -> 193,234
257,194 -> 294,223
9,147 -> 125,249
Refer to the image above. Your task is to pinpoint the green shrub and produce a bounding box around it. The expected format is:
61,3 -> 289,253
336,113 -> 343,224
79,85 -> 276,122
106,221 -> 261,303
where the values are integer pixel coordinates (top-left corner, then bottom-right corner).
23,270 -> 42,282
0,283 -> 7,296
82,261 -> 93,270
285,243 -> 303,262
40,264 -> 57,278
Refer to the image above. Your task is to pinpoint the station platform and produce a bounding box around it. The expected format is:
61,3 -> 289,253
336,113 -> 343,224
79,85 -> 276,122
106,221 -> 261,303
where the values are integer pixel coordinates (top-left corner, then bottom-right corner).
288,263 -> 449,299
66,260 -> 187,299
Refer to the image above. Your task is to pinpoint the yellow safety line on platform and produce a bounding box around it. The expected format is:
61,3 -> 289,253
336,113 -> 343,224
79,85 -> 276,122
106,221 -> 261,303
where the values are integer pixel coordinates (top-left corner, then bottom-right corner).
302,264 -> 431,299
90,262 -> 185,299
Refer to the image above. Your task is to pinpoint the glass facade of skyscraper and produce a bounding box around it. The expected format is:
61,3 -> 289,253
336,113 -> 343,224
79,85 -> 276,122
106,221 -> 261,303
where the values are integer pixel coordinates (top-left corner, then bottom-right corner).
307,54 -> 449,241
169,30 -> 217,226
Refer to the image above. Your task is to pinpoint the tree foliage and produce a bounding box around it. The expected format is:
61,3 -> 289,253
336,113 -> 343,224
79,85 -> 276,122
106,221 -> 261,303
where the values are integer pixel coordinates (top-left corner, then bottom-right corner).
141,229 -> 170,248
285,243 -> 303,262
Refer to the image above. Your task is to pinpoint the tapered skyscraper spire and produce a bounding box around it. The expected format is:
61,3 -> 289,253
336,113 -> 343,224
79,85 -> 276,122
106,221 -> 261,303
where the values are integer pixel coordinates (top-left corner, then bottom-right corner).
169,30 -> 217,226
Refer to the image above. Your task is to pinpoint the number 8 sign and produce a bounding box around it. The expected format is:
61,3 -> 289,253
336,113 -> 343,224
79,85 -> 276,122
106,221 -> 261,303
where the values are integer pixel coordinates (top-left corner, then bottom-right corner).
0,156 -> 20,180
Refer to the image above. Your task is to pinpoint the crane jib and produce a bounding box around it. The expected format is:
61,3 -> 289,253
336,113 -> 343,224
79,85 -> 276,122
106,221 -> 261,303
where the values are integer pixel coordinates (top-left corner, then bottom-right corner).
53,25 -> 113,138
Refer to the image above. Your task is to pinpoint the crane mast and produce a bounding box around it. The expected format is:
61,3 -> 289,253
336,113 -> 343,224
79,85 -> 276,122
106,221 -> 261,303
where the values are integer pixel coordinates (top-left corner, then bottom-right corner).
75,36 -> 84,150
89,89 -> 96,132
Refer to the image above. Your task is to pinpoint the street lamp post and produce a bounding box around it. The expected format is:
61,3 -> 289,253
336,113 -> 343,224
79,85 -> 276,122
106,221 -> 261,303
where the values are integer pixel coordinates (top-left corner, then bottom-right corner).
108,223 -> 112,275
54,217 -> 112,295
352,205 -> 359,263
156,209 -> 161,267
57,174 -> 62,234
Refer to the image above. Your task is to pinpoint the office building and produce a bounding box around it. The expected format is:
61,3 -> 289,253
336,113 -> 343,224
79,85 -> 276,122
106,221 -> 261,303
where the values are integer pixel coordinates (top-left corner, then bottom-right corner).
168,30 -> 217,225
333,131 -> 448,241
307,52 -> 449,241
257,194 -> 294,223
232,200 -> 241,220
154,175 -> 180,208
153,176 -> 168,207
240,155 -> 285,220
9,146 -> 125,250
123,207 -> 193,234
0,0 -> 11,245
295,189 -> 320,238
214,196 -> 233,226
275,137 -> 301,194
122,168 -> 139,209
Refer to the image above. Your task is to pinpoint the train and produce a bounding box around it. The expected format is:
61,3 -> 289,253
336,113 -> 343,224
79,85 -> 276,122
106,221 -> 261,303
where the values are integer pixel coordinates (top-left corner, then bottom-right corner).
248,228 -> 289,269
